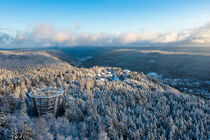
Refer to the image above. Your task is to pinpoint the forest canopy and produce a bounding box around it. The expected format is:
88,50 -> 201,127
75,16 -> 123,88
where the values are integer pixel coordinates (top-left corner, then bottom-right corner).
0,51 -> 209,140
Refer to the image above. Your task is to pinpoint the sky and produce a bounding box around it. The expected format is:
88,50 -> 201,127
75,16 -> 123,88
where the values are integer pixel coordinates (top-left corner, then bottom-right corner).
0,0 -> 210,48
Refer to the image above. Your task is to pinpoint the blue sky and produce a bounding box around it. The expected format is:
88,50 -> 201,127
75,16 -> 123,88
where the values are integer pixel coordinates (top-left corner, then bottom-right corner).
0,0 -> 210,47
1,0 -> 210,32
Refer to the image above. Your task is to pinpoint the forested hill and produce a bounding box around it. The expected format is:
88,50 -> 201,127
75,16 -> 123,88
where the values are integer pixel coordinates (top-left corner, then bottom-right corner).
0,50 -> 209,140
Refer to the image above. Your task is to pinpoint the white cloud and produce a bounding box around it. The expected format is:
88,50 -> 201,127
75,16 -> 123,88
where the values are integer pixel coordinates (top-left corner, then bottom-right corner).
0,22 -> 210,48
188,22 -> 210,44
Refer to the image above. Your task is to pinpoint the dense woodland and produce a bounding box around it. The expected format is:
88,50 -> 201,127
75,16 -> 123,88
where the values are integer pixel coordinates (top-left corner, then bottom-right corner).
0,51 -> 209,140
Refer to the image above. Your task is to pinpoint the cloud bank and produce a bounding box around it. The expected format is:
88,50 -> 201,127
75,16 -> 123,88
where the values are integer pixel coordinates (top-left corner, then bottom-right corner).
0,22 -> 210,48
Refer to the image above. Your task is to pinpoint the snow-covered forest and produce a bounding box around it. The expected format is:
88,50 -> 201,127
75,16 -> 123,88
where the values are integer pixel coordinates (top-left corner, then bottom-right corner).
0,51 -> 209,140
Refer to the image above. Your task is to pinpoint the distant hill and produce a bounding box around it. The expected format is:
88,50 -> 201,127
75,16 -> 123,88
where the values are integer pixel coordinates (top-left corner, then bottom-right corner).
83,46 -> 210,81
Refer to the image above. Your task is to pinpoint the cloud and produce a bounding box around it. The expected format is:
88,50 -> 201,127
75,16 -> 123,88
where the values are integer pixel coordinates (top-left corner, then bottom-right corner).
0,22 -> 210,48
74,22 -> 81,31
0,33 -> 10,42
187,22 -> 210,44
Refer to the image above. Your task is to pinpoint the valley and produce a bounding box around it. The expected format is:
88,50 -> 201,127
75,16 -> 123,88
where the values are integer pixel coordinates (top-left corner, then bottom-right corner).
59,46 -> 210,98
